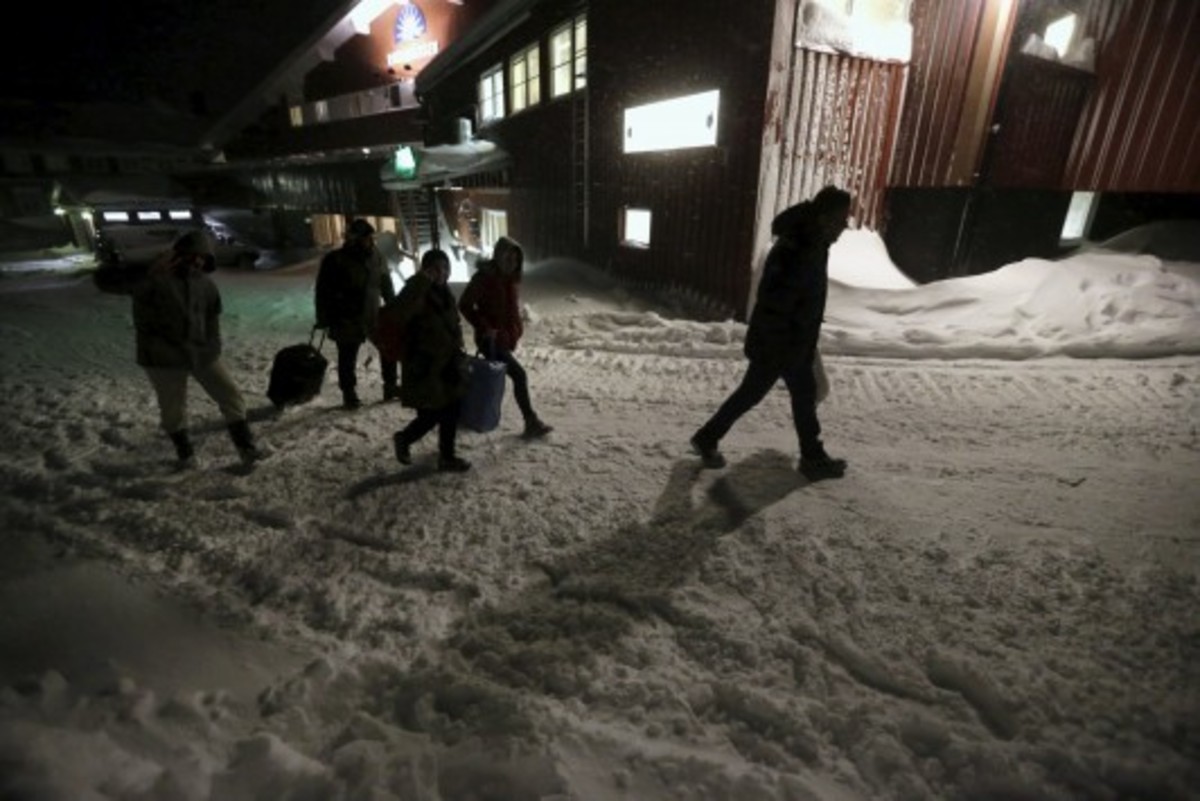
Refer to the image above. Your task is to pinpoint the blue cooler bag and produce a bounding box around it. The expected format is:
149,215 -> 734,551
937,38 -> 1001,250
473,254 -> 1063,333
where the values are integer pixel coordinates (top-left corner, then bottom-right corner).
459,354 -> 507,433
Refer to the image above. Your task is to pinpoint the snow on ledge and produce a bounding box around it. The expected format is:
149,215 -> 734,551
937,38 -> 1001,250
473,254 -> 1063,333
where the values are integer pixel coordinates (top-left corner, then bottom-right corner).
796,0 -> 912,64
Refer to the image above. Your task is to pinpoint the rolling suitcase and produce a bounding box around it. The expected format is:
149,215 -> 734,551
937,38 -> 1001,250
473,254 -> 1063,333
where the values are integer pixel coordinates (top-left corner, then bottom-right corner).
267,327 -> 329,409
458,353 -> 507,433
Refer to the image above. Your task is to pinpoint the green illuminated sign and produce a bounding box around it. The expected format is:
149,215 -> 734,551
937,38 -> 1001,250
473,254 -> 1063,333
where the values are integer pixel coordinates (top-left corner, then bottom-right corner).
393,146 -> 418,180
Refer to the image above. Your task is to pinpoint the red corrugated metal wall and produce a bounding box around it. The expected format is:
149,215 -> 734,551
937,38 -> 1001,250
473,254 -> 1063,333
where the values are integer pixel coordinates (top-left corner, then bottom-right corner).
986,55 -> 1095,187
766,49 -> 907,229
1064,0 -> 1200,191
890,0 -> 989,187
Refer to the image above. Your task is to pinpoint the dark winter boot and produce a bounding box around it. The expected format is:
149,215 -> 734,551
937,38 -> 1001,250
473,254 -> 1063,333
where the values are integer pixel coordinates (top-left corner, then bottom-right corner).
169,429 -> 195,467
392,431 -> 412,465
342,390 -> 362,410
228,420 -> 267,464
522,416 -> 553,439
690,432 -> 726,469
799,447 -> 847,481
437,454 -> 471,473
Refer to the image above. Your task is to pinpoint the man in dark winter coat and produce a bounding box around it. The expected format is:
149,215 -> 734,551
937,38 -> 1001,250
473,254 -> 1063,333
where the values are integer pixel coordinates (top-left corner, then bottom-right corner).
132,230 -> 265,466
690,186 -> 851,481
390,249 -> 471,472
314,219 -> 397,408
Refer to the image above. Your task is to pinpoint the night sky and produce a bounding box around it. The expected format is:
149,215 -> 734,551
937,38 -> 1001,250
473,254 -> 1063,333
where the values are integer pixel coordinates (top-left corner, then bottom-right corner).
0,0 -> 347,118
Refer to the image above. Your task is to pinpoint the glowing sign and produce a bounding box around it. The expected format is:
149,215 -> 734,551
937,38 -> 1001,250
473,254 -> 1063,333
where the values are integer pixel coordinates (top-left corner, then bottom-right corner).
392,145 -> 418,180
394,3 -> 427,43
388,1 -> 438,69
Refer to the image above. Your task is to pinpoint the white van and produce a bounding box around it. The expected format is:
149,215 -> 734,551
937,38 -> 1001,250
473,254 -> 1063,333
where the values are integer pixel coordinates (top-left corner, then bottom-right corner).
95,208 -> 259,269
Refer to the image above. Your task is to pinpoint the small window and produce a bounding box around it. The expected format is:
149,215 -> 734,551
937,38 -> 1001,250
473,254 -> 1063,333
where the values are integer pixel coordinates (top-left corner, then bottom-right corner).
136,211 -> 162,221
509,43 -> 541,113
478,64 -> 506,122
572,16 -> 587,91
1044,13 -> 1077,59
168,210 -> 193,220
313,100 -> 329,122
102,211 -> 130,222
624,90 -> 720,154
1060,191 -> 1097,243
550,15 -> 586,98
621,207 -> 652,248
289,106 -> 303,127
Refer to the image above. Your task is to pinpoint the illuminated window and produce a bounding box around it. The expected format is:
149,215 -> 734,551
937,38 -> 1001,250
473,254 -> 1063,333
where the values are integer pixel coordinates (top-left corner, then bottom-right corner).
550,15 -> 586,98
102,211 -> 130,222
136,211 -> 162,221
289,106 -> 303,127
314,100 -> 329,122
478,64 -> 505,122
573,16 -> 587,91
509,43 -> 541,113
168,210 -> 192,220
1060,191 -> 1096,242
621,207 -> 652,247
481,209 -> 508,252
1044,13 -> 1077,59
624,90 -> 720,154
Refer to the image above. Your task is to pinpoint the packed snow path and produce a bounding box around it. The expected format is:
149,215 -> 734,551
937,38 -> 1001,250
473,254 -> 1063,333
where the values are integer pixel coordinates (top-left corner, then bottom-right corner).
0,269 -> 1197,800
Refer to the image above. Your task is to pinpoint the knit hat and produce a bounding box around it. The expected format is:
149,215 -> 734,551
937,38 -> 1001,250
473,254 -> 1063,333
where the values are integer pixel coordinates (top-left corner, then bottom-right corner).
173,229 -> 216,257
346,219 -> 376,240
173,230 -> 217,271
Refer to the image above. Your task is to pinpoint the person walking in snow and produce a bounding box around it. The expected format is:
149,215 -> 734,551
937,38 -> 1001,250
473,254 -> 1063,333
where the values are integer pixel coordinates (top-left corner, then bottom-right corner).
132,230 -> 266,467
690,185 -> 851,481
314,219 -> 398,408
390,249 -> 472,472
458,236 -> 553,439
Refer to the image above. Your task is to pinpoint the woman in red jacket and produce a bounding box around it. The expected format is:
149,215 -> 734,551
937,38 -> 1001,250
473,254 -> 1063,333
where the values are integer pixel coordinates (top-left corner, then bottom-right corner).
458,236 -> 553,438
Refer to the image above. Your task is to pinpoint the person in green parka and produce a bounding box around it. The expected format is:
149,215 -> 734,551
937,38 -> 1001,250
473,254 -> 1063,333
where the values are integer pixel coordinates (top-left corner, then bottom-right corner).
390,249 -> 471,472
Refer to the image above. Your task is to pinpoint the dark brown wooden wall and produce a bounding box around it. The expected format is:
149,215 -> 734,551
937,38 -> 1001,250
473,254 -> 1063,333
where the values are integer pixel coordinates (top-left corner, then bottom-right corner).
587,0 -> 776,318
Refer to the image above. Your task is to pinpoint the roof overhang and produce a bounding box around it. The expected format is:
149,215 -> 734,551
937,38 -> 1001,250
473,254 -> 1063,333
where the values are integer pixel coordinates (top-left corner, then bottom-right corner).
380,139 -> 510,190
415,0 -> 541,97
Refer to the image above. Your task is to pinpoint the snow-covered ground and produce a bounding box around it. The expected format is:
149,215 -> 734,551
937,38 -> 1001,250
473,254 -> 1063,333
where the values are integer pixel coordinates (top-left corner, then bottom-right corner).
1,226 -> 1198,800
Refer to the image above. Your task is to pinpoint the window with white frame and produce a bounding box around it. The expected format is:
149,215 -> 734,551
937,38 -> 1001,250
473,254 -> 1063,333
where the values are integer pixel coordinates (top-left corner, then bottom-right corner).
481,208 -> 509,252
621,207 -> 652,248
550,15 -> 587,98
509,43 -> 541,113
478,64 -> 506,122
624,90 -> 720,153
1060,191 -> 1097,243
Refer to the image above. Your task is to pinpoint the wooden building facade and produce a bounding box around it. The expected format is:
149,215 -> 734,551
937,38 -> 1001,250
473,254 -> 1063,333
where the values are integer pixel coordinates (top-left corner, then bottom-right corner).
413,0 -> 1200,316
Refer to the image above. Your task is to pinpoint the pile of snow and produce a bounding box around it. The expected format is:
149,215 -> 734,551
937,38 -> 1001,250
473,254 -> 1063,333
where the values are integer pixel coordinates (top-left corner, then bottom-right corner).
796,0 -> 912,63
